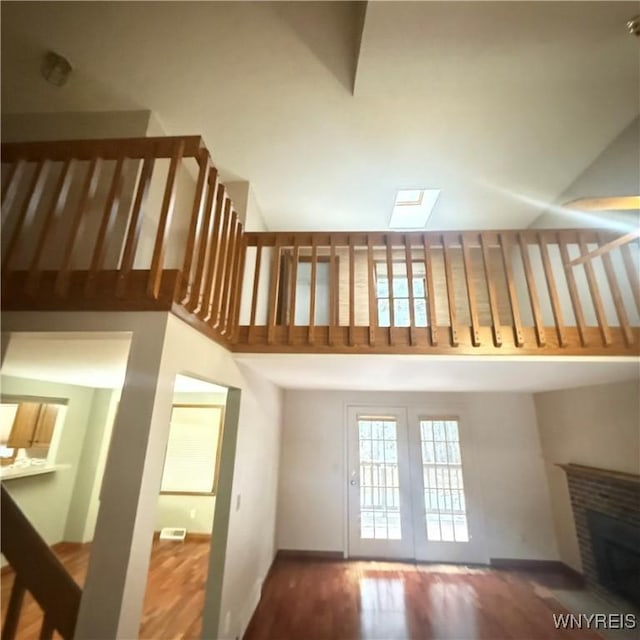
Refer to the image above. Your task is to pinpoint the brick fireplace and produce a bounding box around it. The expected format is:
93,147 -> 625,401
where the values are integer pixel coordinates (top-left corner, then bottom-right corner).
560,463 -> 640,607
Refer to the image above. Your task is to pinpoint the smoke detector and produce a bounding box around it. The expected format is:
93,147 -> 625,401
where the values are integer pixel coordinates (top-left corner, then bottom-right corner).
627,16 -> 640,37
41,51 -> 72,87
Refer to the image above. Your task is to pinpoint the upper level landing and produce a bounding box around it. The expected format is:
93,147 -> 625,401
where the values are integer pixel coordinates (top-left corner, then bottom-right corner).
2,136 -> 639,357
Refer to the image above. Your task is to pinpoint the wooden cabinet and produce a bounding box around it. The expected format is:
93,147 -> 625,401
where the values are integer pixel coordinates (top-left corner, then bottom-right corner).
6,403 -> 58,449
32,405 -> 58,447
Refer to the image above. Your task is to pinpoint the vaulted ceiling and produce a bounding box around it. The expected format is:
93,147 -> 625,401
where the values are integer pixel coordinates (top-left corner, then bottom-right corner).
2,1 -> 638,231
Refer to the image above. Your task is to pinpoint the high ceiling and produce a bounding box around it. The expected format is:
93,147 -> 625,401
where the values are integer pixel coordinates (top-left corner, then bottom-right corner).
2,1 -> 638,231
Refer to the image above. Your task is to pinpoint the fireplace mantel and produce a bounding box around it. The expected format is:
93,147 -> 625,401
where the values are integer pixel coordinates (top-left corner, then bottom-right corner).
557,463 -> 640,486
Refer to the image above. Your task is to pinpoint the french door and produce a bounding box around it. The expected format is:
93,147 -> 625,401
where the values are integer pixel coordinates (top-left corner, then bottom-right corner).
347,406 -> 487,564
347,407 -> 414,559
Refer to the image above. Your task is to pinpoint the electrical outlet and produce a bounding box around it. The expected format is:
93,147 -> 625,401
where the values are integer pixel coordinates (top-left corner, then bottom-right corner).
190,508 -> 196,519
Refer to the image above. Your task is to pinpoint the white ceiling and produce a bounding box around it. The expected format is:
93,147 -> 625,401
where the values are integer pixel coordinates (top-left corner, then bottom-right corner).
235,353 -> 640,393
1,335 -> 227,393
1,335 -> 637,393
2,2 -> 638,231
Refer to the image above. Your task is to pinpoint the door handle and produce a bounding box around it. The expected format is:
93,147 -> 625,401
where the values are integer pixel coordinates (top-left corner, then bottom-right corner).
350,479 -> 358,486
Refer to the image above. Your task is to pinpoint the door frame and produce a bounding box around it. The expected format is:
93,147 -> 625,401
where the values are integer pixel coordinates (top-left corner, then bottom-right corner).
346,405 -> 415,560
407,406 -> 489,564
343,401 -> 489,565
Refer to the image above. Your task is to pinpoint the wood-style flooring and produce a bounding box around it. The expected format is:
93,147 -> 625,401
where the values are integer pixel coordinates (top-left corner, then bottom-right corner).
244,558 -> 604,640
0,538 -> 210,639
2,546 -> 605,640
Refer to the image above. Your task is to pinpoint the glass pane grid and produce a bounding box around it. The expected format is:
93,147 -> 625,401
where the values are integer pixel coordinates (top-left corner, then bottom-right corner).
420,419 -> 469,543
358,419 -> 401,540
375,266 -> 429,327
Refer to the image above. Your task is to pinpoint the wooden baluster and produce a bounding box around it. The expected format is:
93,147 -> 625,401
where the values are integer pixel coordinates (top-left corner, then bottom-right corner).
385,234 -> 395,345
404,234 -> 416,345
147,139 -> 185,299
620,243 -> 640,316
85,156 -> 125,296
558,237 -> 588,347
2,576 -> 26,640
225,220 -> 244,336
539,233 -> 567,347
479,233 -> 502,347
348,242 -> 355,346
578,234 -> 612,346
597,232 -> 633,346
308,237 -> 318,345
214,209 -> 238,329
117,155 -> 155,297
55,158 -> 101,297
220,216 -> 240,333
461,234 -> 481,347
249,239 -> 263,343
366,235 -> 377,347
1,159 -> 26,216
39,614 -> 55,640
288,239 -> 300,344
230,233 -> 247,342
267,236 -> 282,345
27,159 -> 74,295
178,150 -> 211,302
204,197 -> 231,323
423,234 -> 438,346
2,159 -> 49,273
518,233 -> 546,347
192,179 -> 223,315
329,236 -> 337,346
498,233 -> 524,347
442,234 -> 459,347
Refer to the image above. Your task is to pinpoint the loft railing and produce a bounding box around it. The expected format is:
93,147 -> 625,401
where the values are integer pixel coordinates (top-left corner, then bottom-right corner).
1,136 -> 244,346
235,229 -> 640,355
2,136 -> 639,356
0,485 -> 82,639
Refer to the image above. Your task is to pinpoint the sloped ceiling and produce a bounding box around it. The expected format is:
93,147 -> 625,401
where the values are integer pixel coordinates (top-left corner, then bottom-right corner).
1,1 -> 638,231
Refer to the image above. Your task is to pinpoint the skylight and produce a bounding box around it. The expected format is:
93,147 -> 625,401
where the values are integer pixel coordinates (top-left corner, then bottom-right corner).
389,189 -> 440,229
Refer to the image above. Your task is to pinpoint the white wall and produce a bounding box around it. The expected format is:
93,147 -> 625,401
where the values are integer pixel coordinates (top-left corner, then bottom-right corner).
531,116 -> 640,230
278,389 -> 559,562
1,375 -> 95,545
534,379 -> 640,572
65,387 -> 119,542
157,315 -> 283,640
1,110 -> 153,143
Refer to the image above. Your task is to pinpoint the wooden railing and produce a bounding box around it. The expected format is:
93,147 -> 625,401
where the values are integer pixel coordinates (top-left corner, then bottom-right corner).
2,136 -> 639,356
234,230 -> 640,355
1,136 -> 245,346
0,485 -> 82,639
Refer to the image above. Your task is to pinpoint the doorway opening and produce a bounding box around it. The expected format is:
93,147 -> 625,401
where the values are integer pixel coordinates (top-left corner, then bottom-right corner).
141,373 -> 228,639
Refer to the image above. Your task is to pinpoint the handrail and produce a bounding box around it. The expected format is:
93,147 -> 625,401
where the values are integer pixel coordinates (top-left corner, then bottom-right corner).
1,135 -> 244,348
1,135 -> 206,162
235,228 -> 640,355
2,135 -> 638,356
0,485 -> 82,639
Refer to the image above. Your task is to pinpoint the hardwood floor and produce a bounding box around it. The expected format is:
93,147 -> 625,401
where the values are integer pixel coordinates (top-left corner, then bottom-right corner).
1,538 -> 210,639
244,558 -> 604,640
2,547 -> 605,640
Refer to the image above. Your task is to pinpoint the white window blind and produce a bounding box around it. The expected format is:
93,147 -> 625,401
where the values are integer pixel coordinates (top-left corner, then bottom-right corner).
160,405 -> 223,494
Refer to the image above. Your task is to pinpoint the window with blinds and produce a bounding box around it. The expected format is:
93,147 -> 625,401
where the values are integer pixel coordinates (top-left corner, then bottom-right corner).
160,404 -> 224,495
